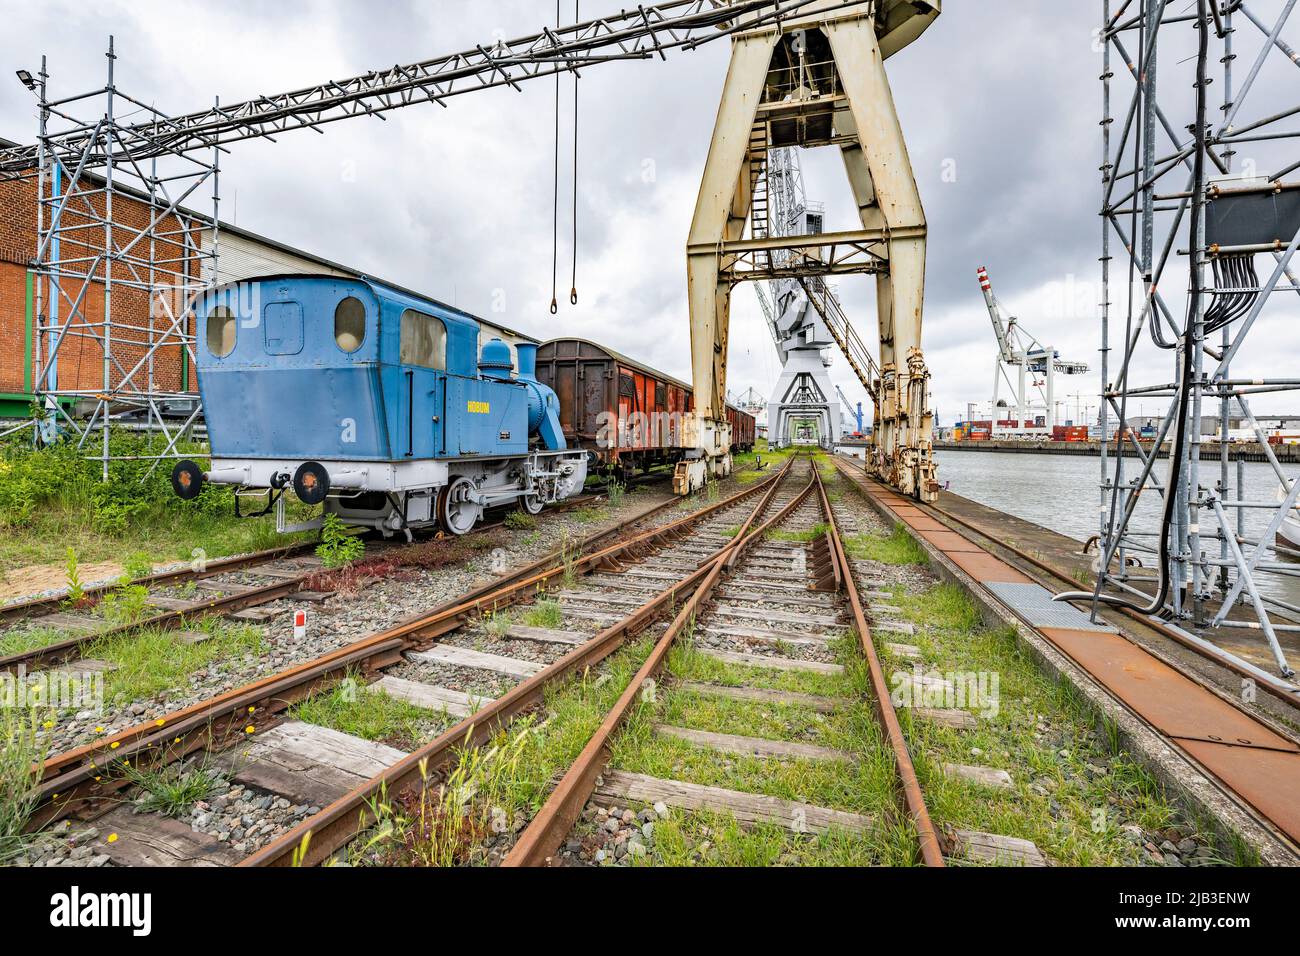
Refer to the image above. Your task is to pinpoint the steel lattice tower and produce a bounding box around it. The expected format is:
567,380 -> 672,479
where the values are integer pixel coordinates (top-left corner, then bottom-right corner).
1087,0 -> 1300,679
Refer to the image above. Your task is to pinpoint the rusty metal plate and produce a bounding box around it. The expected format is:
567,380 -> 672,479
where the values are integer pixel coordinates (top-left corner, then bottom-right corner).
916,529 -> 986,553
946,550 -> 1035,585
1177,739 -> 1300,843
1040,627 -> 1300,752
906,516 -> 950,532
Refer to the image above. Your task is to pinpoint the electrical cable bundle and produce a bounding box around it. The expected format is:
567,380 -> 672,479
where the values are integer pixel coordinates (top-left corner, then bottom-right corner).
1204,253 -> 1260,335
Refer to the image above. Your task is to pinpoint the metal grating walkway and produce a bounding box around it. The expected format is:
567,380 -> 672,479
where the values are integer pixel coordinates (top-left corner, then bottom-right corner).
985,582 -> 1117,633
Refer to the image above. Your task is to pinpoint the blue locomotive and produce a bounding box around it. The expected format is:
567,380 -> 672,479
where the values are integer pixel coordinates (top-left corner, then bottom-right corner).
171,274 -> 587,536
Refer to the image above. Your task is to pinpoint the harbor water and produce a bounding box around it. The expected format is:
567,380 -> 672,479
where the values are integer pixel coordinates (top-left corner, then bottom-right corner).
935,448 -> 1300,610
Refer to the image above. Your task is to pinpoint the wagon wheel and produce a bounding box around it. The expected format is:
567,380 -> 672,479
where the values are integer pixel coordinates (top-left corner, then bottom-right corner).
437,477 -> 482,536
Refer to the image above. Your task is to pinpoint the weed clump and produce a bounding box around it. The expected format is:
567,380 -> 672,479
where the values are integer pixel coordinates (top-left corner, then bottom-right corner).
0,707 -> 47,864
120,759 -> 230,818
505,511 -> 537,531
316,513 -> 366,569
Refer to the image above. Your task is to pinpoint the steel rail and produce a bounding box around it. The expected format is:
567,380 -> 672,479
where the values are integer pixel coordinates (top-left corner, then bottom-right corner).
0,540 -> 317,627
831,455 -> 1300,856
2,568 -> 321,676
26,473 -> 777,830
242,461 -> 797,867
810,463 -> 944,866
0,488 -> 613,629
501,462 -> 813,866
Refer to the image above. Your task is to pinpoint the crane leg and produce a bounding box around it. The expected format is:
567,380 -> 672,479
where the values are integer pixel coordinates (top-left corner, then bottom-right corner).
682,4 -> 939,500
679,30 -> 776,495
826,18 -> 937,502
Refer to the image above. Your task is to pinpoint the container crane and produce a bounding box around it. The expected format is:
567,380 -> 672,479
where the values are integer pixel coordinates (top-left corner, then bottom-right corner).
836,383 -> 865,435
975,265 -> 1088,438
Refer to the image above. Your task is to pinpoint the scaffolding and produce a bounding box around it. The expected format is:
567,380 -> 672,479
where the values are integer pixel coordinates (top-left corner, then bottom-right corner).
1087,0 -> 1300,678
8,38 -> 220,477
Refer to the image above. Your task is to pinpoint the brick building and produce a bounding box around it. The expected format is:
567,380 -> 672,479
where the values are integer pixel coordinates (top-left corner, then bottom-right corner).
0,135 -> 535,420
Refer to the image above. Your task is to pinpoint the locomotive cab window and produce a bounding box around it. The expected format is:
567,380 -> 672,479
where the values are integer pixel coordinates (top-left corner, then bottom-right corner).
207,305 -> 236,358
334,296 -> 366,353
399,309 -> 446,370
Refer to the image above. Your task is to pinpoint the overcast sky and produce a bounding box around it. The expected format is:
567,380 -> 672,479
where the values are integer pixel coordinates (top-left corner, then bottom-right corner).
3,1 -> 1297,426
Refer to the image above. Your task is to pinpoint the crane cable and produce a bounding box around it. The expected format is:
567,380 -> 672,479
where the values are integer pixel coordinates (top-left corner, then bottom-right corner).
550,0 -> 561,315
570,0 -> 580,306
550,1 -> 581,313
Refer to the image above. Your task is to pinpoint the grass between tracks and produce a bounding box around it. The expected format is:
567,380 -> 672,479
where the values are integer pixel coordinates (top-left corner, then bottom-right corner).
292,675 -> 454,752
12,619 -> 266,716
598,633 -> 917,866
846,525 -> 928,565
765,522 -> 829,543
879,579 -> 1231,866
313,623 -> 915,866
303,636 -> 662,866
732,441 -> 797,484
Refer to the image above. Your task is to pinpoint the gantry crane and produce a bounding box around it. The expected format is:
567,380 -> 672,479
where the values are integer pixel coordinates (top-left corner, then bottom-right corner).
3,0 -> 941,500
750,145 -> 842,451
976,265 -> 1088,437
679,0 -> 941,499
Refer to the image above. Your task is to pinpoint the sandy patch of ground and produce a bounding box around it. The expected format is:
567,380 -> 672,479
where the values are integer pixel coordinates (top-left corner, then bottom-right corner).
0,560 -> 126,604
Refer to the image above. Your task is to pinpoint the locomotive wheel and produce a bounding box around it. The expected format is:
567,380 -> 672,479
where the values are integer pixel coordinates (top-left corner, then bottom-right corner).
437,477 -> 482,536
520,493 -> 545,516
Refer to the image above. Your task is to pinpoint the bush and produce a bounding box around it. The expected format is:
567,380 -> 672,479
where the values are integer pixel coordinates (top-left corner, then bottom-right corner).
0,429 -> 232,534
122,552 -> 154,581
504,510 -> 537,531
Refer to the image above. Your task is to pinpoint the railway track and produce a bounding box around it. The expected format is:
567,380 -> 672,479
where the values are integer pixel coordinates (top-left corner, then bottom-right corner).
0,487 -> 630,675
501,457 -> 941,867
226,455 -> 947,869
18,464 -> 789,865
19,453 -> 1245,868
830,455 -> 1300,866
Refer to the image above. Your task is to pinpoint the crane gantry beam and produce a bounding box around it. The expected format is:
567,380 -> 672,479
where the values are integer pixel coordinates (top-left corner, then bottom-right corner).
0,0 -> 871,179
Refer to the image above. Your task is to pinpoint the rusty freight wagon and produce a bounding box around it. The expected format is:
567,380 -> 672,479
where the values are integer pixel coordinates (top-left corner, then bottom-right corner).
535,338 -> 755,477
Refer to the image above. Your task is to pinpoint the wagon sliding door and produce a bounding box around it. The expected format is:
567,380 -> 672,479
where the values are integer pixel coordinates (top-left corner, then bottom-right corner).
581,360 -> 609,445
